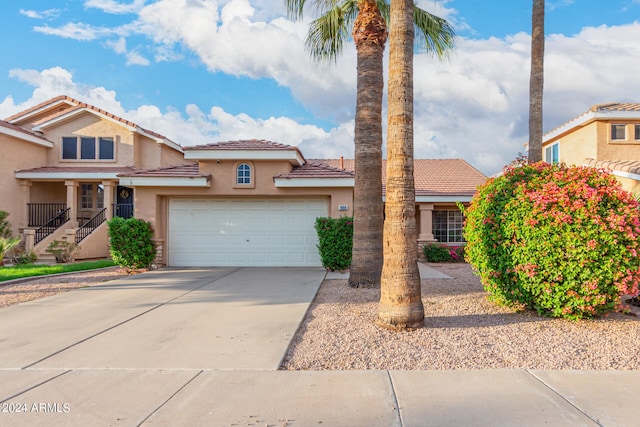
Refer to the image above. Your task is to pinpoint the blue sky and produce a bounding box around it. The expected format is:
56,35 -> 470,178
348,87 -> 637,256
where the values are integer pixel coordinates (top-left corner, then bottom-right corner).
1,0 -> 640,175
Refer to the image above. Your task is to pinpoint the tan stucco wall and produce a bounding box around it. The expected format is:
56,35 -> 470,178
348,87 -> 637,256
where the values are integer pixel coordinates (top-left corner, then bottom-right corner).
544,122 -> 597,166
0,135 -> 49,232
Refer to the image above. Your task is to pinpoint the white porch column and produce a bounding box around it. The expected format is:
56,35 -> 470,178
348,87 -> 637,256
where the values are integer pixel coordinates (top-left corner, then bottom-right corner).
65,180 -> 79,228
19,181 -> 32,229
103,180 -> 114,220
418,203 -> 436,244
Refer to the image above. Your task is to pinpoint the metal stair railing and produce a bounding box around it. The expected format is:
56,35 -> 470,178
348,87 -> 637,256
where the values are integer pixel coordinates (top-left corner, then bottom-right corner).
34,208 -> 70,245
76,208 -> 107,244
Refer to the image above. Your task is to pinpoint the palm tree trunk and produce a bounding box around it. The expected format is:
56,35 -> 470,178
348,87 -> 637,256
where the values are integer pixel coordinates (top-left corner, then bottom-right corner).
528,0 -> 544,163
377,0 -> 424,330
349,0 -> 387,288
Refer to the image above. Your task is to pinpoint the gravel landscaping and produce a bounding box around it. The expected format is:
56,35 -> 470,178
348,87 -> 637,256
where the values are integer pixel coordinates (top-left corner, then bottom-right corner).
281,263 -> 640,370
3,263 -> 639,370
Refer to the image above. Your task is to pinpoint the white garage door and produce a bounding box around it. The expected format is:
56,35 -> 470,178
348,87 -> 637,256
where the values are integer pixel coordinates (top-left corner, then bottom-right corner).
168,198 -> 328,267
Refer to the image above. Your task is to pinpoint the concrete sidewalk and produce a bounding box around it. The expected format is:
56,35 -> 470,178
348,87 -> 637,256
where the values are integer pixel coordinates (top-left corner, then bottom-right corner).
0,267 -> 638,426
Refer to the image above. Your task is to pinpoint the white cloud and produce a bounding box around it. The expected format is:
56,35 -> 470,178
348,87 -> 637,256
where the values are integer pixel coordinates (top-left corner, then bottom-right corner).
11,2 -> 640,175
19,9 -> 60,20
84,0 -> 147,14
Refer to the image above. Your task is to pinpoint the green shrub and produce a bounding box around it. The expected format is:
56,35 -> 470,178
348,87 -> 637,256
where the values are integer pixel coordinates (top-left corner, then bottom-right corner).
463,161 -> 640,320
422,243 -> 452,262
46,240 -> 79,263
315,216 -> 353,271
10,248 -> 38,265
107,217 -> 156,270
0,211 -> 13,239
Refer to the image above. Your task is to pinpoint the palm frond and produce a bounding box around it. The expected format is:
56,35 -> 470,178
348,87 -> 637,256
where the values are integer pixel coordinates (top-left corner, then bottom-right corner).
305,1 -> 358,63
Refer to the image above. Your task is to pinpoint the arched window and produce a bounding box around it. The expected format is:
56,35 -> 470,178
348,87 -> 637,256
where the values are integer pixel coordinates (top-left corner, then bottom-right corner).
236,163 -> 251,185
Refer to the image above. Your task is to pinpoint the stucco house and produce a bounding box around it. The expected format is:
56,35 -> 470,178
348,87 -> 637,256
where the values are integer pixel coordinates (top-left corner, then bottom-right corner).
1,96 -> 486,267
541,103 -> 640,194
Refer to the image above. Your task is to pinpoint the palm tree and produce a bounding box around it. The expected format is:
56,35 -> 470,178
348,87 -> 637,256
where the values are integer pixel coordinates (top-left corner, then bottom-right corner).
285,0 -> 454,288
376,0 -> 423,330
528,0 -> 544,163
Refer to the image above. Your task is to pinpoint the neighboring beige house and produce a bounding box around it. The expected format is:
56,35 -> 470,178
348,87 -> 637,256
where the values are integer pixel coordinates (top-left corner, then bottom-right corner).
1,96 -> 486,267
541,103 -> 640,194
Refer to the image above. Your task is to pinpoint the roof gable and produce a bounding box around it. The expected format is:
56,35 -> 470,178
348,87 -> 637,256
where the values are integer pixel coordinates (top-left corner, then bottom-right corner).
0,120 -> 53,148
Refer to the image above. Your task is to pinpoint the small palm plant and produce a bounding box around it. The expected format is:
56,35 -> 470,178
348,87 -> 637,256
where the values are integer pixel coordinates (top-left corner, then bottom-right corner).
0,237 -> 21,267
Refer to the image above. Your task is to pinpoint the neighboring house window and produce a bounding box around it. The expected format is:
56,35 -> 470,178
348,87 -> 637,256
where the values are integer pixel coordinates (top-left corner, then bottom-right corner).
611,124 -> 626,140
433,210 -> 465,243
635,124 -> 640,140
62,136 -> 115,160
236,163 -> 251,184
544,143 -> 559,163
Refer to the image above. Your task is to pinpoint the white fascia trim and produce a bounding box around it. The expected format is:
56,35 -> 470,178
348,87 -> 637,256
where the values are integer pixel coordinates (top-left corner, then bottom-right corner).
382,195 -> 474,203
118,176 -> 210,187
33,108 -> 137,133
15,172 -> 121,180
274,177 -> 355,187
0,127 -> 53,148
544,110 -> 640,144
185,149 -> 305,165
8,99 -> 75,124
611,170 -> 640,182
136,129 -> 184,153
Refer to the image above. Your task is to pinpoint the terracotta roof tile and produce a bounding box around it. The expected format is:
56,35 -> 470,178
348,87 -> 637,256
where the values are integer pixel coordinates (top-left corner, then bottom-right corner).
275,161 -> 355,179
590,102 -> 640,112
118,164 -> 205,178
313,158 -> 486,195
585,158 -> 640,175
0,120 -> 51,142
6,95 -> 171,142
185,139 -> 299,151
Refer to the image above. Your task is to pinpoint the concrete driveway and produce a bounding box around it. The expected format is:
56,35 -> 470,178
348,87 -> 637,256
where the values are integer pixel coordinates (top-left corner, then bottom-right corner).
0,267 -> 326,370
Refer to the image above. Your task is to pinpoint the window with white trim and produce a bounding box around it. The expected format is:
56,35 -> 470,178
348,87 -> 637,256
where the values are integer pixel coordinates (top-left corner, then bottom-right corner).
62,136 -> 115,160
433,210 -> 465,243
611,124 -> 626,140
236,163 -> 251,184
544,143 -> 559,163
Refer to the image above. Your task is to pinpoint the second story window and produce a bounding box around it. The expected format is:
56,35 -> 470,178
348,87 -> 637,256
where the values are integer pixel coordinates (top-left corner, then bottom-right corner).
544,143 -> 559,163
635,124 -> 640,140
62,136 -> 115,160
236,163 -> 251,185
611,124 -> 626,140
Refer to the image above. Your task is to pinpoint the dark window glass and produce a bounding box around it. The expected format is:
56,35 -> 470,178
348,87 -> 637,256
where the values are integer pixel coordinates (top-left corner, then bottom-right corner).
62,137 -> 77,159
99,137 -> 114,159
237,163 -> 251,184
611,124 -> 626,140
81,137 -> 96,159
635,125 -> 640,140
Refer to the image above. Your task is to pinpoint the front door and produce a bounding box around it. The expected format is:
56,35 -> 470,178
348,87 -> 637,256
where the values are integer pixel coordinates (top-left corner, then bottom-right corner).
115,186 -> 134,219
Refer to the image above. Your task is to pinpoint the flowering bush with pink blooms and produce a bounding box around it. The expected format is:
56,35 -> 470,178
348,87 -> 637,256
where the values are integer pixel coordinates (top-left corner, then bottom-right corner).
463,161 -> 640,320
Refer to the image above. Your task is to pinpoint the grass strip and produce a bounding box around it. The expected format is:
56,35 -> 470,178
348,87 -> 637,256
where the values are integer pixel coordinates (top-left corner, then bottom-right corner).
0,260 -> 116,282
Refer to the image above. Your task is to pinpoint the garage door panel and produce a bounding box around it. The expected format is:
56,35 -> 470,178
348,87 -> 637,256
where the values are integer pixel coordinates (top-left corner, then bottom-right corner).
168,199 -> 327,267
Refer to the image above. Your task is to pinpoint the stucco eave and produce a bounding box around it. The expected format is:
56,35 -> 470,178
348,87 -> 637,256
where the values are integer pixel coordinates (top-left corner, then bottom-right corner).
118,176 -> 211,187
185,149 -> 305,165
0,127 -> 53,148
15,171 -> 121,180
274,177 -> 355,188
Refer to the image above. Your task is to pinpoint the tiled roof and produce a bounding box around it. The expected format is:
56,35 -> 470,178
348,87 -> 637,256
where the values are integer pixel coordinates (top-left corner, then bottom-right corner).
313,158 -> 486,195
590,102 -> 640,112
6,95 -> 171,142
0,119 -> 51,142
275,161 -> 355,179
16,166 -> 136,174
185,139 -> 299,151
118,164 -> 205,178
585,158 -> 640,175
